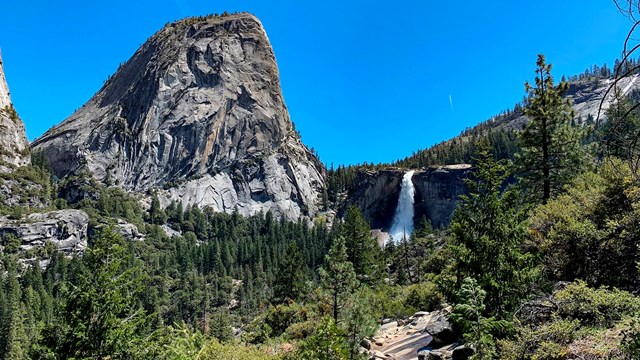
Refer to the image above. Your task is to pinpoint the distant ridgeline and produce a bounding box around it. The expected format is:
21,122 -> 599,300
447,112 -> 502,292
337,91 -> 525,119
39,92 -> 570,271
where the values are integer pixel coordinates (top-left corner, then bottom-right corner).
394,58 -> 640,169
324,58 -> 640,209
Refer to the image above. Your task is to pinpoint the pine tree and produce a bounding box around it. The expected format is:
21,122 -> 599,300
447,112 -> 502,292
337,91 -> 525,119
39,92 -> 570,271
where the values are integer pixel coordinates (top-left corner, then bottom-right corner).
342,294 -> 377,360
1,266 -> 28,360
272,241 -> 306,303
209,309 -> 233,342
320,237 -> 359,323
54,228 -> 149,358
450,277 -> 511,360
414,216 -> 433,239
518,54 -> 590,203
599,87 -> 640,163
4,303 -> 28,360
449,147 -> 536,318
340,206 -> 382,284
322,188 -> 329,210
148,193 -> 167,225
297,317 -> 349,360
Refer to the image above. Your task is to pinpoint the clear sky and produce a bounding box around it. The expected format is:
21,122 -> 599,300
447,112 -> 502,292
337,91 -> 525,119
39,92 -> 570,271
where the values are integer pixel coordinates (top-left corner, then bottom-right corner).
0,1 -> 633,166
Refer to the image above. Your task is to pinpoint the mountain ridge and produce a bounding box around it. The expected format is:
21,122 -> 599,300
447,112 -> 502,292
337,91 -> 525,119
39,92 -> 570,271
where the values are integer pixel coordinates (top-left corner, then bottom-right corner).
32,12 -> 325,221
0,51 -> 30,173
394,74 -> 640,168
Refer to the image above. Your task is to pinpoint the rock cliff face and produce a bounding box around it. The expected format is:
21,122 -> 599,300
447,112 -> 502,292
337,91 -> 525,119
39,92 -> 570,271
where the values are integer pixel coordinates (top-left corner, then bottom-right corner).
493,75 -> 640,132
33,13 -> 324,221
0,52 -> 30,172
412,165 -> 470,228
343,165 -> 470,230
0,210 -> 89,257
344,169 -> 402,230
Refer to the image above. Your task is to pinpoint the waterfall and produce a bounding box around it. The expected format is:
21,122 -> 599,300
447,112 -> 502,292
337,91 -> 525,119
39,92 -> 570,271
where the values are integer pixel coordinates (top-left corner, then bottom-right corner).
389,170 -> 415,244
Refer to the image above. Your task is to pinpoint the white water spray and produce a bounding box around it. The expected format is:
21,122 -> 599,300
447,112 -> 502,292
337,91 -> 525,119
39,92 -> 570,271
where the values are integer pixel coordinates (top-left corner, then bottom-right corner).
389,171 -> 415,244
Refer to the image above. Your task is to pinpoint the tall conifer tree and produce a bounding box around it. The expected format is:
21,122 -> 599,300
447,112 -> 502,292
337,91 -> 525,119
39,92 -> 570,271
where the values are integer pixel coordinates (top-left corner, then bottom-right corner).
450,147 -> 536,318
518,54 -> 589,203
320,237 -> 359,323
1,266 -> 28,360
272,241 -> 306,303
340,206 -> 381,284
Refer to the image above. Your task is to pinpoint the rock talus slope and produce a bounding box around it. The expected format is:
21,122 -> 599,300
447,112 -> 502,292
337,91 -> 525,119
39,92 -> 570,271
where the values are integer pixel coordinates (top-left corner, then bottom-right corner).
0,51 -> 30,172
33,13 -> 325,221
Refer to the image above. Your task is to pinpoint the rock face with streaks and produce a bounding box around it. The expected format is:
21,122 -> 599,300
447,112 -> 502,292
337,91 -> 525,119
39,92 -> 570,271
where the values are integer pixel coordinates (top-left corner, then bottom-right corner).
492,75 -> 640,132
0,210 -> 89,256
33,13 -> 324,221
343,165 -> 470,231
0,51 -> 30,172
412,165 -> 471,228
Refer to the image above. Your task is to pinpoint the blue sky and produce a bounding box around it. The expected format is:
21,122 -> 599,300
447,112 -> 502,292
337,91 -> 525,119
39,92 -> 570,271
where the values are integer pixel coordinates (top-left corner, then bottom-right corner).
0,1 -> 633,166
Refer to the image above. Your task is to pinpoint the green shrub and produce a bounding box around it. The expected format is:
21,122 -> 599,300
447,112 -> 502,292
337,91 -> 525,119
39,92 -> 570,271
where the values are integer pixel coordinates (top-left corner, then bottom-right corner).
296,317 -> 349,360
622,319 -> 640,358
497,319 -> 580,360
534,340 -> 570,360
528,160 -> 640,289
357,286 -> 408,320
555,280 -> 639,327
244,302 -> 310,343
198,340 -> 282,360
536,319 -> 582,344
403,282 -> 444,312
498,281 -> 640,359
284,320 -> 316,340
1,234 -> 21,253
263,303 -> 308,337
152,324 -> 281,360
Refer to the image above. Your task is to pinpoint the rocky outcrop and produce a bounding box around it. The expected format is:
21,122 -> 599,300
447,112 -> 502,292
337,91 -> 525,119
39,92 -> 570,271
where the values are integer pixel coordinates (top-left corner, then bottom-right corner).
0,178 -> 47,209
369,308 -> 467,360
567,76 -> 640,124
114,219 -> 145,241
423,311 -> 457,347
0,53 -> 10,108
0,51 -> 30,172
344,165 -> 470,231
343,169 -> 403,230
0,209 -> 89,256
493,75 -> 640,133
413,165 -> 470,228
33,13 -> 324,221
157,149 -> 323,220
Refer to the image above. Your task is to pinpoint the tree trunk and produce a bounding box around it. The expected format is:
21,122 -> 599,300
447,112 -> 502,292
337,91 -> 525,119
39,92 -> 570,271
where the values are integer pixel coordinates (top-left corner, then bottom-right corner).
333,291 -> 339,322
540,67 -> 551,204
